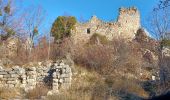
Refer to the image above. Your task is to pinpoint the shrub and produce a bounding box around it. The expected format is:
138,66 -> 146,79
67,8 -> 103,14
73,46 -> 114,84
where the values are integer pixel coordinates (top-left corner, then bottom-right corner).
50,37 -> 74,60
73,44 -> 114,74
10,36 -> 51,65
161,39 -> 170,47
89,33 -> 109,44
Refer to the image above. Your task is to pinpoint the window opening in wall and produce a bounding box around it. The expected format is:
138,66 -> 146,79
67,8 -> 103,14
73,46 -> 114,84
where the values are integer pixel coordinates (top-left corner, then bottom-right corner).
87,28 -> 91,34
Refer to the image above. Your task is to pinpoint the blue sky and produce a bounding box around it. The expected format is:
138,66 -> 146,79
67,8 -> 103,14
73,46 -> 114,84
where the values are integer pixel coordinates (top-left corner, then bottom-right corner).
20,0 -> 159,31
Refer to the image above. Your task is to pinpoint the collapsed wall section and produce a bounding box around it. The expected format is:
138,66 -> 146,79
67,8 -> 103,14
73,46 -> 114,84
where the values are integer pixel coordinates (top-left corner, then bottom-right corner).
0,61 -> 72,93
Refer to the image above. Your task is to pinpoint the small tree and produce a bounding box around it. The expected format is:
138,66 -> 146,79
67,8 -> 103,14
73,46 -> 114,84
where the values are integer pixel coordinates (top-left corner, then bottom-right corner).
24,6 -> 45,46
0,0 -> 15,40
149,0 -> 170,94
50,16 -> 77,42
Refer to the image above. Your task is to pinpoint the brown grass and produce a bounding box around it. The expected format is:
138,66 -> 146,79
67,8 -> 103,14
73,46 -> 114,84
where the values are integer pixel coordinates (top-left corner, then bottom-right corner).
26,84 -> 49,99
0,87 -> 20,99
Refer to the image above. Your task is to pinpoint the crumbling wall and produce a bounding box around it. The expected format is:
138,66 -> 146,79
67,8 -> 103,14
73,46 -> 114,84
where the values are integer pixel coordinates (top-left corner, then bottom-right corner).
72,7 -> 141,44
0,61 -> 72,93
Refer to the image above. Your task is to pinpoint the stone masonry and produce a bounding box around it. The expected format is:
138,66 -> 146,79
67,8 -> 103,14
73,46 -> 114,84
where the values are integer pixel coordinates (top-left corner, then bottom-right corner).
0,61 -> 72,93
72,7 -> 141,44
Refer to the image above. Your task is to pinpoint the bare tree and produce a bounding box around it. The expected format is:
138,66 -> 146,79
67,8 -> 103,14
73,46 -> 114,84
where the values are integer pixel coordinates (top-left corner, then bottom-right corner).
0,0 -> 24,40
23,6 -> 46,54
149,0 -> 170,94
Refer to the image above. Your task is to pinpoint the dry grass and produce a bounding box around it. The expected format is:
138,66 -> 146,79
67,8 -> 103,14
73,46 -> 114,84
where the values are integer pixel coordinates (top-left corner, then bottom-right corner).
47,65 -> 149,100
0,87 -> 21,99
26,85 -> 49,99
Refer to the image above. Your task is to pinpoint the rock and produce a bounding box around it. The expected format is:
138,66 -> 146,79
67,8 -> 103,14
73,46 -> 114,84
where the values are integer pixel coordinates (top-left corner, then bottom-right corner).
163,47 -> 170,57
8,71 -> 16,74
62,73 -> 72,77
11,74 -> 18,78
7,80 -> 16,84
65,67 -> 71,73
53,79 -> 59,83
0,71 -> 7,75
47,90 -> 59,96
152,75 -> 156,80
60,62 -> 65,66
0,75 -> 3,78
143,49 -> 157,63
59,78 -> 63,83
0,66 -> 3,70
47,91 -> 53,96
3,74 -> 10,78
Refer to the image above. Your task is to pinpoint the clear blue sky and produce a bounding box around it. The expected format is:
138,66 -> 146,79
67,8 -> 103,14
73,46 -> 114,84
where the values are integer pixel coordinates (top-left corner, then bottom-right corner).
20,0 -> 159,31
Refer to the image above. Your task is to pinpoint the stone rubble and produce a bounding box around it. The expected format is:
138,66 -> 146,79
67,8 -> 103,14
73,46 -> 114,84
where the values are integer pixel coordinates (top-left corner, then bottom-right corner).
0,60 -> 72,94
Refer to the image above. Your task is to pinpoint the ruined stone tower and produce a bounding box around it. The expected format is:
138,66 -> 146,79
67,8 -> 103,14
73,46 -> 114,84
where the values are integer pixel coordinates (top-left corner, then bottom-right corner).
72,7 -> 141,44
117,7 -> 140,38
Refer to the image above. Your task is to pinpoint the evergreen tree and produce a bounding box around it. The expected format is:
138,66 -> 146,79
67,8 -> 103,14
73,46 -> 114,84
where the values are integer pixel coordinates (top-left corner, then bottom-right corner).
51,16 -> 77,42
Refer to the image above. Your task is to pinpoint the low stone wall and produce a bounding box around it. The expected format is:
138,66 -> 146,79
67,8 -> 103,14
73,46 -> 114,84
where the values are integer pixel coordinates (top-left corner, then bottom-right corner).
0,61 -> 72,93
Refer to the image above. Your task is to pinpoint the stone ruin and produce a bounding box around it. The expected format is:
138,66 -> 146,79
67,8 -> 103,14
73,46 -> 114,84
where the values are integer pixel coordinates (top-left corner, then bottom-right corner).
72,7 -> 141,44
0,61 -> 72,94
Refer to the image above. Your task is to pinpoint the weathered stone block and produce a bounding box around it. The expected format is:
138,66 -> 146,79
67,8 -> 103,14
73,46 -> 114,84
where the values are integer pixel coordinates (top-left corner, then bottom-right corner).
11,74 -> 18,78
7,81 -> 16,84
0,71 -> 7,75
62,68 -> 66,73
0,75 -> 3,78
59,78 -> 63,83
55,66 -> 62,69
53,79 -> 59,83
28,67 -> 36,71
60,62 -> 65,66
65,67 -> 71,73
7,78 -> 16,81
3,74 -> 10,78
60,74 -> 71,78
8,71 -> 17,74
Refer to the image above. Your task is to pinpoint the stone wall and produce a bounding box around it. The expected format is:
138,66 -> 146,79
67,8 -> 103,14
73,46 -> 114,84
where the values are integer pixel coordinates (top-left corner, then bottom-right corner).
0,61 -> 72,93
72,7 -> 141,44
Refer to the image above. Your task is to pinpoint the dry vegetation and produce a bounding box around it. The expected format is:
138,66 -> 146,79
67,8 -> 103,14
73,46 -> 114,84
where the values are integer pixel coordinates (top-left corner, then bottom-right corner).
0,87 -> 22,99
47,65 -> 148,100
26,84 -> 49,99
0,30 -> 161,99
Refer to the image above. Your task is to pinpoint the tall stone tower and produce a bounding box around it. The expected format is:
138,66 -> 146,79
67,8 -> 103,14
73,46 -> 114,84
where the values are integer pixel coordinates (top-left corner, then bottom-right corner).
117,7 -> 141,38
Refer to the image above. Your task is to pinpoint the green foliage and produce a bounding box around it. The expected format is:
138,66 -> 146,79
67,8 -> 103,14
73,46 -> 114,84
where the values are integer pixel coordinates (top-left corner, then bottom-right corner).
161,39 -> 170,47
89,33 -> 109,44
0,28 -> 15,40
51,16 -> 77,42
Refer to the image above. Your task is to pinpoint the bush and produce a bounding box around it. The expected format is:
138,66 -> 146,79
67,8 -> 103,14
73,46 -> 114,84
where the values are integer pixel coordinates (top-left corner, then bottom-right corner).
10,36 -> 51,65
73,44 -> 114,74
161,39 -> 170,47
89,33 -> 109,44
